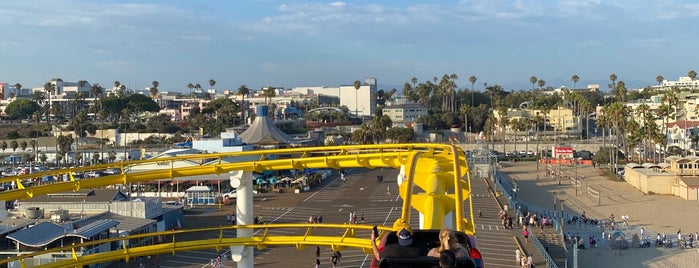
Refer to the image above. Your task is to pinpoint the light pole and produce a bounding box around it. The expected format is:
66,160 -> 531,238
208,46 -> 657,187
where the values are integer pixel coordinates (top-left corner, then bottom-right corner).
559,199 -> 566,235
512,183 -> 519,218
355,88 -> 359,117
558,155 -> 563,186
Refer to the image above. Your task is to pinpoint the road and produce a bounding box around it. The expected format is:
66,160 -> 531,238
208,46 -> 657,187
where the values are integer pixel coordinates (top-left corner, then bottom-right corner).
110,168 -> 520,268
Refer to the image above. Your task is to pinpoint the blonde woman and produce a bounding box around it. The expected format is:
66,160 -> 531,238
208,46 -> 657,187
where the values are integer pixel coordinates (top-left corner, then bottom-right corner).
428,227 -> 469,258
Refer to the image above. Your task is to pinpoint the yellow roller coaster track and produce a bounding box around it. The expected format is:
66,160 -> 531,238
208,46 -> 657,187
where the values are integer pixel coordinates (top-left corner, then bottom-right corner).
0,143 -> 474,268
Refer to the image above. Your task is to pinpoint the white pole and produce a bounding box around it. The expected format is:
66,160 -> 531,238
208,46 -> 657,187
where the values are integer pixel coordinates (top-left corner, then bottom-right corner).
230,170 -> 254,268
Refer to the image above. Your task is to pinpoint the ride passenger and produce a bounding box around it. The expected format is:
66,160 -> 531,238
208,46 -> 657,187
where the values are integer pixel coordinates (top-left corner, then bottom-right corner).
427,227 -> 469,258
371,226 -> 427,261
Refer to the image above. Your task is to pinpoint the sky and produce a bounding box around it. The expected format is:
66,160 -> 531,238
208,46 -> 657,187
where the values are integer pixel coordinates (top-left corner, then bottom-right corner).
1,0 -> 699,93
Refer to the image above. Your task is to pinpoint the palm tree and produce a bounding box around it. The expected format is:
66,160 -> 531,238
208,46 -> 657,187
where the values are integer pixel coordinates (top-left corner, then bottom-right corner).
530,76 -> 538,90
689,70 -> 697,89
13,83 -> 21,98
571,75 -> 579,90
187,83 -> 194,96
150,80 -> 159,99
609,73 -> 618,91
469,76 -> 477,107
194,84 -> 202,100
616,81 -> 627,103
43,81 -> 55,124
449,73 -> 458,112
263,87 -> 277,105
209,79 -> 216,92
10,141 -> 18,152
353,80 -> 361,116
537,79 -> 546,89
656,75 -> 664,86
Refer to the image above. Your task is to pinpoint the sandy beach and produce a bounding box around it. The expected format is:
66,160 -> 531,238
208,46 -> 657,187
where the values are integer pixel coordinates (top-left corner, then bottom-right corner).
499,161 -> 699,268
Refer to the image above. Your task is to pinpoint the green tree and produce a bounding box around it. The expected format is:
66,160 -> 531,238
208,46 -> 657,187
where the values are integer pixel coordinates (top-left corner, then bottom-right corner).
187,83 -> 194,96
537,79 -> 546,89
385,127 -> 414,143
126,94 -> 160,114
689,70 -> 697,89
13,83 -> 21,98
92,151 -> 101,164
469,75 -> 477,106
10,140 -> 18,152
571,74 -> 579,90
529,76 -> 537,90
150,80 -> 159,99
263,87 -> 277,105
43,81 -> 55,124
20,140 -> 27,151
0,141 -> 6,153
4,99 -> 40,120
609,73 -> 617,91
656,75 -> 664,86
75,152 -> 83,166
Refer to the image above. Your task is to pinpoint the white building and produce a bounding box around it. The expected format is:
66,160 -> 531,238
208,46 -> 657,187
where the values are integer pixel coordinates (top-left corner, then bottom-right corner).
662,76 -> 699,89
339,77 -> 377,117
289,86 -> 340,98
382,103 -> 428,125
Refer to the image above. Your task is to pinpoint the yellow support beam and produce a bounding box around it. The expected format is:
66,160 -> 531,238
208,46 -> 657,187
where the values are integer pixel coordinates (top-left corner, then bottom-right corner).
0,143 -> 476,267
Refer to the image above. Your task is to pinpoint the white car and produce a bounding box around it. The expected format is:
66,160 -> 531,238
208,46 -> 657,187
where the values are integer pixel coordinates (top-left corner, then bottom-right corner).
222,189 -> 258,199
223,190 -> 237,199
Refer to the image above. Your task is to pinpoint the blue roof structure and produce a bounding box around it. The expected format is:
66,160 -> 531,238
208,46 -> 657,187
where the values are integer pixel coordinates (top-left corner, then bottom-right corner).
7,219 -> 118,247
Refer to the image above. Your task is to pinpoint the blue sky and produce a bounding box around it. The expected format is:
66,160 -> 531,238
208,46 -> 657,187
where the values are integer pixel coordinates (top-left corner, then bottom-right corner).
1,0 -> 699,93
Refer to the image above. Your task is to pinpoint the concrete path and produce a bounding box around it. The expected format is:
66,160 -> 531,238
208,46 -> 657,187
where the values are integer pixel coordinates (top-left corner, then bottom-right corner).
498,161 -> 699,268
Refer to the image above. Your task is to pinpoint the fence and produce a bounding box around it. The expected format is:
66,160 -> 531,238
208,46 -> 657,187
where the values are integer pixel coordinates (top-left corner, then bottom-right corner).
528,226 -> 560,268
493,162 -> 566,268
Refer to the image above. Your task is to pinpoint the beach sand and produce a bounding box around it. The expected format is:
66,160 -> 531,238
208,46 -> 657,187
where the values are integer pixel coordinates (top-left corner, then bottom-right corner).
499,161 -> 699,268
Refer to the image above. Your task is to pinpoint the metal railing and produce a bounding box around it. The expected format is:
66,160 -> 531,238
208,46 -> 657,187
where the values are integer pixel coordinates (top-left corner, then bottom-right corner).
529,227 -> 559,268
493,162 -> 565,268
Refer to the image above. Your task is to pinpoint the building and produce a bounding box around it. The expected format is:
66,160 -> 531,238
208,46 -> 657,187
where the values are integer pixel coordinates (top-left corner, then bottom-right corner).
382,103 -> 428,125
339,77 -> 377,117
661,76 -> 699,89
2,189 -> 182,267
623,156 -> 699,200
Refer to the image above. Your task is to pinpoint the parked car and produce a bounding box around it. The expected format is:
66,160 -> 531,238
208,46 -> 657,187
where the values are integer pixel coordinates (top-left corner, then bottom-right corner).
84,171 -> 103,178
103,169 -> 121,175
223,190 -> 237,199
222,189 -> 258,199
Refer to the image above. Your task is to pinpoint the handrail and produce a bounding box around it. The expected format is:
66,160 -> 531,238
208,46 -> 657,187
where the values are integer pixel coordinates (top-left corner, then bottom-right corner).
0,223 -> 393,268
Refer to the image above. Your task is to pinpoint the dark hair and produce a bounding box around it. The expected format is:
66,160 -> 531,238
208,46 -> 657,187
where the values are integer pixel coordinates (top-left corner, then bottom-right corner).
439,249 -> 456,268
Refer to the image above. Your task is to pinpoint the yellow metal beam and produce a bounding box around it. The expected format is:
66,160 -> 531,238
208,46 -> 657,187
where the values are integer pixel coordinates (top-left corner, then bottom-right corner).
0,143 -> 476,267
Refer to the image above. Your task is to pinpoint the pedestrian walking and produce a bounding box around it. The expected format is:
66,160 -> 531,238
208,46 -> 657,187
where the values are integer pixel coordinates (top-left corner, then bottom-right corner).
523,227 -> 530,242
360,213 -> 365,224
330,251 -> 340,268
315,246 -> 320,259
386,185 -> 391,196
515,248 -> 521,264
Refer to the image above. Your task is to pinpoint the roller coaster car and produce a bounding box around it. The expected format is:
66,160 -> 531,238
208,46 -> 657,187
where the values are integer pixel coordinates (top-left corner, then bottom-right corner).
371,229 -> 483,268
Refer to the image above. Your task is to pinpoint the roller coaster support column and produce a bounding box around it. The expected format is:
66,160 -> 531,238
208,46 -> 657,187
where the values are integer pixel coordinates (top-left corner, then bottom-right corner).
229,170 -> 254,268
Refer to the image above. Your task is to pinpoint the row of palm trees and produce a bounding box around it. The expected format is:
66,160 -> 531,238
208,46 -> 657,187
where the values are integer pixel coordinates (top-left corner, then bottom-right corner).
596,70 -> 696,172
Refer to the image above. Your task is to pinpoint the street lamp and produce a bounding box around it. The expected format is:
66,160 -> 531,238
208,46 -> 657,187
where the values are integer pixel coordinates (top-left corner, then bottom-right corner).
512,183 -> 519,217
559,198 -> 566,235
355,87 -> 359,117
558,155 -> 563,186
